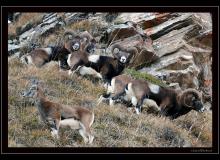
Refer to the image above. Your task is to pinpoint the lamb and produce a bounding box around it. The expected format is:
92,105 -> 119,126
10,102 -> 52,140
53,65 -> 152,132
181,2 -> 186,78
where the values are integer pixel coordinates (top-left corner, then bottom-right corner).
22,81 -> 94,144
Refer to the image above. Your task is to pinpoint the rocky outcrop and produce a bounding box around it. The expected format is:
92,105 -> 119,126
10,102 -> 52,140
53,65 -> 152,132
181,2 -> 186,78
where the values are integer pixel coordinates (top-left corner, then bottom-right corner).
8,13 -> 65,56
8,12 -> 212,103
110,13 -> 212,102
64,12 -> 90,25
139,49 -> 200,89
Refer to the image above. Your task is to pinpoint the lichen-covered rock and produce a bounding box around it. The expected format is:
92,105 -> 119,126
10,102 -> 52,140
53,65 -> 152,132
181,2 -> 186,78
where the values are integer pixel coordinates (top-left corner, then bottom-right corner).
100,23 -> 140,45
139,49 -> 200,89
152,24 -> 201,58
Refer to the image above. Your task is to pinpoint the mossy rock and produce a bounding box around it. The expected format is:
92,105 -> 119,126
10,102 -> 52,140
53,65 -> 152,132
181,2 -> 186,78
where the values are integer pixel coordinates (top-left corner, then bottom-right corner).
124,68 -> 168,87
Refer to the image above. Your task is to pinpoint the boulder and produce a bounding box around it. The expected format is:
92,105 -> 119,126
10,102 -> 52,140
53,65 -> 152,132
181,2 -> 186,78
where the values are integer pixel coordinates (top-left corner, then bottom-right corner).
145,13 -> 193,39
139,49 -> 200,89
184,31 -> 212,101
152,24 -> 201,58
100,23 -> 140,45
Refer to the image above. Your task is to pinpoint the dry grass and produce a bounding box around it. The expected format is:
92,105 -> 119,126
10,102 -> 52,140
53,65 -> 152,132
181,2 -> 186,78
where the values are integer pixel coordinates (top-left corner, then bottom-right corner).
8,13 -> 43,36
66,19 -> 104,37
7,12 -> 212,148
8,57 -> 212,147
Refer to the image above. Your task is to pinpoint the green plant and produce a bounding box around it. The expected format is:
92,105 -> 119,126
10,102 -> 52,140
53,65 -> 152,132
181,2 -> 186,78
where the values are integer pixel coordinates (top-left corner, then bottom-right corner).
124,68 -> 168,87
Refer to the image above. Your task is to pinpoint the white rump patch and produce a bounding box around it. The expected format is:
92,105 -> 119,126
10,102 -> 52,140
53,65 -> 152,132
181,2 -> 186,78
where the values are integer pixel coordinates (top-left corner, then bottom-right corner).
67,54 -> 72,66
107,78 -> 115,94
79,66 -> 98,76
143,99 -> 160,111
125,83 -> 134,100
25,55 -> 33,65
131,96 -> 138,106
42,48 -> 53,55
60,118 -> 80,130
148,83 -> 160,94
88,55 -> 100,63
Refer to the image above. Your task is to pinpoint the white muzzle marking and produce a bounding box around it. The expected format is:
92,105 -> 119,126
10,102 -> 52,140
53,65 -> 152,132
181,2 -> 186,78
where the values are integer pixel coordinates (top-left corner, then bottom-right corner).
72,43 -> 80,51
199,107 -> 206,113
120,56 -> 127,63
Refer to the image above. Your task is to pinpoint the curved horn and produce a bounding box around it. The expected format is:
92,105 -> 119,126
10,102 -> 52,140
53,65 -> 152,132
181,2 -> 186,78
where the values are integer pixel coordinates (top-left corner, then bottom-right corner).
126,47 -> 138,63
79,31 -> 97,53
79,31 -> 93,42
111,44 -> 123,58
63,31 -> 77,42
180,88 -> 202,108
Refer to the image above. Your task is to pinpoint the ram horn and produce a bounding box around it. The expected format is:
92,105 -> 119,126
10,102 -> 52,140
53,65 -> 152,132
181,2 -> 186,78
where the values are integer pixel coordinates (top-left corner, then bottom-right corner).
180,88 -> 202,108
63,30 -> 77,41
126,47 -> 138,63
79,31 -> 94,42
111,44 -> 123,59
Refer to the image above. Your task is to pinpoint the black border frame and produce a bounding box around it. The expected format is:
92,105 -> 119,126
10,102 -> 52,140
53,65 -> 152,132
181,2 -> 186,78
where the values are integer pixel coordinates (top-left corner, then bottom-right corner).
1,6 -> 219,155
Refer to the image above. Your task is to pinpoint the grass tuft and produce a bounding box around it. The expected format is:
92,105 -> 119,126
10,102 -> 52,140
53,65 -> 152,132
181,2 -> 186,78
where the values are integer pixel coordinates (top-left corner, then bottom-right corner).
124,68 -> 168,87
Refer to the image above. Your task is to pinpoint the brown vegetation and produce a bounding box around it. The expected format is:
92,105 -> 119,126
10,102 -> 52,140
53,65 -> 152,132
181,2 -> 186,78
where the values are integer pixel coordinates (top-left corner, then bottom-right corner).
8,57 -> 212,147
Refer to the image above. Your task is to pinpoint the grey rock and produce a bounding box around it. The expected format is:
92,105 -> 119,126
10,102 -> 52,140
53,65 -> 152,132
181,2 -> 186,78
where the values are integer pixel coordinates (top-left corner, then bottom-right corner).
139,49 -> 200,89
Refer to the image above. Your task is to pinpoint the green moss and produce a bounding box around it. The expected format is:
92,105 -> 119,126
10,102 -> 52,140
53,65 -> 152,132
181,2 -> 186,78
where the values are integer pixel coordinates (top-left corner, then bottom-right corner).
124,68 -> 168,87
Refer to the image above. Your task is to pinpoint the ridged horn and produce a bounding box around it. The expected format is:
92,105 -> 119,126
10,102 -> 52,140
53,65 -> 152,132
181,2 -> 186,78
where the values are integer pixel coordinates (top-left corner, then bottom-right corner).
179,88 -> 202,108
